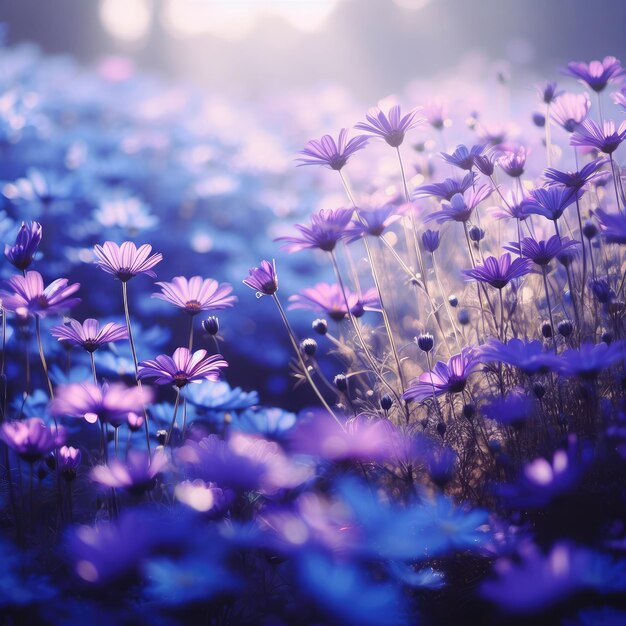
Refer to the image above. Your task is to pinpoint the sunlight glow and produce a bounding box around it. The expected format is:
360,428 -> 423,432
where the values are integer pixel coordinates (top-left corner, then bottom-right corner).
99,0 -> 153,42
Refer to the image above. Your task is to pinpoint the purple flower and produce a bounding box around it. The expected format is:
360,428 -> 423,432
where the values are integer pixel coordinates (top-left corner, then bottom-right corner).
289,413 -> 402,462
91,450 -> 168,494
354,104 -> 423,147
463,253 -> 532,289
505,235 -> 580,266
498,146 -> 527,178
138,347 -> 228,387
346,204 -> 401,239
297,128 -> 369,170
544,157 -> 608,189
521,186 -> 582,221
174,479 -> 234,514
421,229 -> 441,253
0,271 -> 80,318
153,276 -> 237,315
550,92 -> 590,132
537,81 -> 563,104
288,283 -> 378,321
565,56 -> 625,92
570,119 -> 626,154
50,381 -> 152,427
594,208 -> 626,244
93,241 -> 163,282
423,99 -> 449,130
50,318 -> 128,352
426,185 -> 492,224
611,87 -> 626,111
559,341 -> 626,379
474,153 -> 497,177
440,144 -> 485,170
176,432 -> 312,494
414,172 -> 477,201
0,418 -> 65,462
403,347 -> 479,402
58,445 -> 81,480
490,190 -> 529,221
483,388 -> 534,428
480,338 -> 561,375
242,259 -> 278,296
4,221 -> 42,271
276,208 -> 353,253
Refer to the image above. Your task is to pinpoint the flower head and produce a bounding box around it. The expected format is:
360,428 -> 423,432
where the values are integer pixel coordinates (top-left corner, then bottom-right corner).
354,104 -> 423,147
414,172 -> 477,201
51,382 -> 153,427
498,146 -> 527,177
4,221 -> 42,271
0,271 -> 80,317
297,129 -> 369,170
480,338 -> 561,375
91,450 -> 168,495
570,119 -> 626,154
403,347 -> 479,402
426,185 -> 492,224
521,186 -> 582,221
550,92 -> 590,132
153,276 -> 236,315
276,208 -> 353,253
565,56 -> 624,92
559,341 -> 626,379
0,418 -> 65,462
51,318 -> 128,352
421,229 -> 441,253
288,283 -> 378,321
537,81 -> 563,104
138,347 -> 228,387
58,445 -> 81,480
505,235 -> 580,266
594,208 -> 626,244
93,241 -> 162,282
243,259 -> 278,296
346,204 -> 400,239
440,144 -> 485,171
463,253 -> 532,289
544,157 -> 608,189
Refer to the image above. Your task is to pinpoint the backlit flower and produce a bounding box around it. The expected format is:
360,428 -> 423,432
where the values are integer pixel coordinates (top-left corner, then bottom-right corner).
276,208 -> 353,253
51,318 -> 128,352
93,241 -> 162,282
463,253 -> 532,289
297,129 -> 368,170
138,347 -> 228,387
355,104 -> 423,147
565,56 -> 624,92
4,221 -> 42,271
153,276 -> 236,315
0,418 -> 65,462
242,259 -> 278,296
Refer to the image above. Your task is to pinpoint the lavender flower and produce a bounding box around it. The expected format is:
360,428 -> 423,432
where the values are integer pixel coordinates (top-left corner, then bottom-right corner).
153,276 -> 237,315
414,172 -> 477,201
91,450 -> 168,494
521,186 -> 582,221
498,147 -> 527,178
242,259 -> 278,296
565,56 -> 625,92
58,445 -> 81,480
288,283 -> 379,321
421,229 -> 441,253
611,87 -> 626,111
50,318 -> 128,352
537,81 -> 563,104
138,347 -> 228,387
463,253 -> 532,289
346,204 -> 401,239
570,119 -> 626,154
297,129 -> 369,170
505,235 -> 580,266
93,241 -> 163,282
559,341 -> 626,379
544,157 -> 608,189
440,144 -> 485,170
550,92 -> 590,132
0,271 -> 80,317
403,347 -> 479,402
4,221 -> 42,271
480,338 -> 562,375
354,104 -> 423,147
0,418 -> 65,462
51,382 -> 152,427
276,208 -> 353,253
426,185 -> 492,224
594,208 -> 626,244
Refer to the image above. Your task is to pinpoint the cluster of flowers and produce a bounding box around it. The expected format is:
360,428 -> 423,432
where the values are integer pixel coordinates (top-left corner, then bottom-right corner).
2,43 -> 626,624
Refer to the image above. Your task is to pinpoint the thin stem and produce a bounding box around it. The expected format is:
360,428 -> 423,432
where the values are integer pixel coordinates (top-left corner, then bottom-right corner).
542,267 -> 558,353
1,306 -> 6,421
609,154 -> 623,213
545,103 -> 552,168
188,315 -> 194,351
498,289 -> 505,343
35,316 -> 54,399
167,387 -> 181,445
122,281 -> 151,455
272,294 -> 344,429
89,351 -> 98,386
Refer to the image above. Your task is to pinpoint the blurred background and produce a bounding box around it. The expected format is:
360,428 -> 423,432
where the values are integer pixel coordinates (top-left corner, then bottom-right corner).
1,0 -> 625,99
1,0 -> 625,410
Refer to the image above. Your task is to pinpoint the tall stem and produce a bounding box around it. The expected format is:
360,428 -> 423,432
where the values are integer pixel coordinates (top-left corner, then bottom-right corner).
35,316 -> 54,399
167,386 -> 181,445
89,351 -> 98,386
188,315 -> 194,351
609,154 -> 623,214
272,294 -> 344,429
122,281 -> 151,454
542,267 -> 558,353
